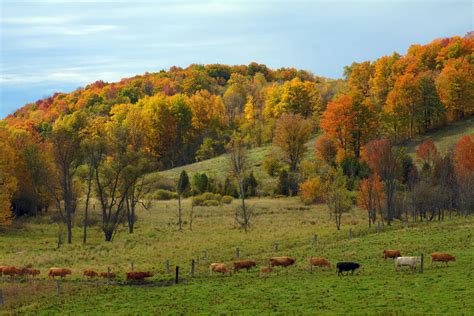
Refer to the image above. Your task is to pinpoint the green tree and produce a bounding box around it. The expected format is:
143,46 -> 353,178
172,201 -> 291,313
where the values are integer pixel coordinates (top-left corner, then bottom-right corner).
325,168 -> 352,230
177,170 -> 190,231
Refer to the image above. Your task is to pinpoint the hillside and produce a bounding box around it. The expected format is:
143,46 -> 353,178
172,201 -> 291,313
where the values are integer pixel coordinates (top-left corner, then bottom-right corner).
152,116 -> 474,190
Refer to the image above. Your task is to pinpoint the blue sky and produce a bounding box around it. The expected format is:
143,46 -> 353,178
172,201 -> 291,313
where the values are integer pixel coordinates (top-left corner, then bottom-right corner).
0,0 -> 472,118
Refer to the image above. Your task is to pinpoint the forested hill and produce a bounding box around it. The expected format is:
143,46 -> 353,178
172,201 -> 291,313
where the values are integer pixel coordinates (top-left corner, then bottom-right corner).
0,34 -> 472,222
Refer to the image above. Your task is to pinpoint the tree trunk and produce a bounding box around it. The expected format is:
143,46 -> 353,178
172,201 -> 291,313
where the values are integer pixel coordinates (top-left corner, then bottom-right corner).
178,194 -> 182,231
83,173 -> 93,244
239,180 -> 248,232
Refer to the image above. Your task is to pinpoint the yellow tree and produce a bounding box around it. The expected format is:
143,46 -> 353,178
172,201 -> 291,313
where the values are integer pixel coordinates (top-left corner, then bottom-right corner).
0,128 -> 17,227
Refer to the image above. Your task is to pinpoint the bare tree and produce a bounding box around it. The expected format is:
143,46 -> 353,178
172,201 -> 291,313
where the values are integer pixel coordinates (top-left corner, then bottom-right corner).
228,132 -> 252,232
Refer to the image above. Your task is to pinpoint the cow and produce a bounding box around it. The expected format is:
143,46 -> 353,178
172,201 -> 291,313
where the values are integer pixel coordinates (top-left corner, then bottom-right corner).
383,250 -> 401,260
48,268 -> 72,279
99,272 -> 116,279
2,266 -> 19,278
431,252 -> 456,267
83,270 -> 98,279
336,262 -> 361,276
0,265 -> 9,276
233,260 -> 257,272
27,268 -> 40,278
126,271 -> 153,281
15,267 -> 29,279
395,256 -> 421,272
308,257 -> 331,269
209,263 -> 231,276
269,257 -> 296,268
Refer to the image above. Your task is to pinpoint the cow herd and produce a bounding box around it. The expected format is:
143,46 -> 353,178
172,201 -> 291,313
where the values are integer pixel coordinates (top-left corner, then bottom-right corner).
0,251 -> 456,282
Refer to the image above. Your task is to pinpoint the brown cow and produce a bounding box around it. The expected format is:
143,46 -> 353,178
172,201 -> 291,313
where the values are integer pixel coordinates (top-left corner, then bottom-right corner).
431,252 -> 456,266
233,260 -> 257,272
383,250 -> 401,260
209,263 -> 231,276
27,268 -> 40,278
83,270 -> 98,279
99,272 -> 116,279
308,257 -> 331,269
2,266 -> 19,278
126,271 -> 153,281
0,265 -> 10,276
270,257 -> 295,268
15,267 -> 29,278
48,268 -> 72,279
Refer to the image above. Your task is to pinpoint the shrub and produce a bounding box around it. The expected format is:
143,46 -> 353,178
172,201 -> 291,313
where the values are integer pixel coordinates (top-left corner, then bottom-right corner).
147,189 -> 178,200
222,195 -> 233,204
263,155 -> 282,176
203,200 -> 220,207
299,176 -> 325,205
192,173 -> 209,194
192,192 -> 222,206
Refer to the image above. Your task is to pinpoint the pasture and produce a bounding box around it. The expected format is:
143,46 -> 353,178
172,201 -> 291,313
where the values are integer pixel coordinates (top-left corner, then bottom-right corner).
1,198 -> 473,314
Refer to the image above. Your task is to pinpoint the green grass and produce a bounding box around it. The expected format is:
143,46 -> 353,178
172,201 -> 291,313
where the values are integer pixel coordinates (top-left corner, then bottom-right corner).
1,198 -> 473,314
405,116 -> 474,155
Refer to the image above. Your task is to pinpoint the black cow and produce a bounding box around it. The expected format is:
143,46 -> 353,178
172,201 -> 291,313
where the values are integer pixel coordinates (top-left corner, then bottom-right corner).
336,262 -> 361,276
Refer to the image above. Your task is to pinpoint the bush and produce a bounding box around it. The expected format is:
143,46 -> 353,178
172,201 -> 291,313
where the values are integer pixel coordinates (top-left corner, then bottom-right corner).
147,189 -> 178,200
299,177 -> 325,205
192,192 -> 222,206
203,200 -> 220,207
263,155 -> 282,177
222,195 -> 233,204
192,173 -> 209,194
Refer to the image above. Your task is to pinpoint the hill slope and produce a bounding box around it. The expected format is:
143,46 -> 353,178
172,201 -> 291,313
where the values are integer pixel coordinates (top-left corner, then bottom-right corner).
152,117 -> 474,188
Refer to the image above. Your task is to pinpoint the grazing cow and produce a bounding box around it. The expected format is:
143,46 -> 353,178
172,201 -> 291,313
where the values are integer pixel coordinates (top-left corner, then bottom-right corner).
48,268 -> 72,279
431,252 -> 456,266
269,257 -> 296,268
209,263 -> 231,276
99,272 -> 116,279
15,267 -> 29,279
83,270 -> 98,279
336,262 -> 361,276
126,271 -> 153,281
383,250 -> 401,260
233,260 -> 257,272
2,266 -> 19,278
395,256 -> 421,271
27,268 -> 40,278
0,265 -> 10,276
309,257 -> 331,269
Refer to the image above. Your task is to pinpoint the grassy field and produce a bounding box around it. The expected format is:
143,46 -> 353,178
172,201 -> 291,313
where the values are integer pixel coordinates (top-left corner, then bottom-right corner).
1,198 -> 473,314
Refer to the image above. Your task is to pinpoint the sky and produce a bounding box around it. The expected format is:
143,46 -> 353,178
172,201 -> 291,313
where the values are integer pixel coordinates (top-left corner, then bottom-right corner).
0,0 -> 472,118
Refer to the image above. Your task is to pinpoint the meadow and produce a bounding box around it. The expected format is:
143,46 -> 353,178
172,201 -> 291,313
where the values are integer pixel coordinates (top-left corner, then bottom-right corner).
1,198 -> 473,314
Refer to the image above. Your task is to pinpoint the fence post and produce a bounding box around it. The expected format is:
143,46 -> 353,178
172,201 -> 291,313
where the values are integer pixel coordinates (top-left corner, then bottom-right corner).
376,223 -> 381,233
309,256 -> 313,273
236,247 -> 240,259
274,242 -> 279,252
349,228 -> 353,239
0,289 -> 4,306
56,280 -> 61,295
175,266 -> 179,284
191,259 -> 195,277
166,260 -> 170,274
107,267 -> 111,282
420,254 -> 424,273
131,262 -> 134,272
312,234 -> 317,243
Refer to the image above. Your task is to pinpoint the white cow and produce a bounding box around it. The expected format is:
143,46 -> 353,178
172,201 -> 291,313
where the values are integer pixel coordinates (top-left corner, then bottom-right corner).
395,256 -> 422,271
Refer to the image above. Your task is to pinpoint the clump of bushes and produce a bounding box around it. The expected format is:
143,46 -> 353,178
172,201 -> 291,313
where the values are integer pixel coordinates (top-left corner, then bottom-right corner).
146,189 -> 178,200
222,195 -> 233,204
192,192 -> 222,206
263,155 -> 282,176
299,176 -> 325,205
